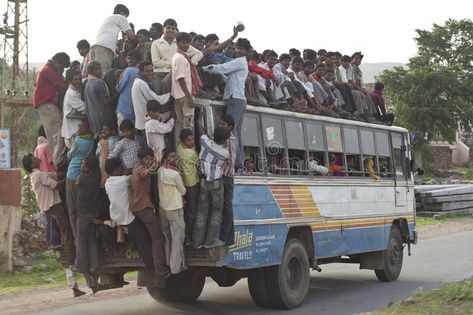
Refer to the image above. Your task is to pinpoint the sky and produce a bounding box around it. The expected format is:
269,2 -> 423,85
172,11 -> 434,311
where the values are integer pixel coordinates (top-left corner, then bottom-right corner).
2,0 -> 473,66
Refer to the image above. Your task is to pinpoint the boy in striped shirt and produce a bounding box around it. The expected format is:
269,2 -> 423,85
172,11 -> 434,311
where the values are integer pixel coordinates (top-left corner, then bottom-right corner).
192,127 -> 230,249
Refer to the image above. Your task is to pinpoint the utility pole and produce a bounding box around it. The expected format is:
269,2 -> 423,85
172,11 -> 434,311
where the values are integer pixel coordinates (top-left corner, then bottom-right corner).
0,0 -> 29,167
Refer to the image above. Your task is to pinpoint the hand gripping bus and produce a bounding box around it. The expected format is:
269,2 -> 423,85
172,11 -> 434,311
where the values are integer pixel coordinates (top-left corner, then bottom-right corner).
83,98 -> 417,309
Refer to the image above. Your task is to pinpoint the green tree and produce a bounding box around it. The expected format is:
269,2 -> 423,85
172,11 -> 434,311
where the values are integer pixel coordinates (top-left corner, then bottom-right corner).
379,19 -> 473,142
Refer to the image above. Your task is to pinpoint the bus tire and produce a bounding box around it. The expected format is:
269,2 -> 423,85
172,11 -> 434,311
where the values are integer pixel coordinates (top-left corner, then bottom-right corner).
375,225 -> 403,282
147,269 -> 205,303
247,267 -> 271,308
266,239 -> 310,309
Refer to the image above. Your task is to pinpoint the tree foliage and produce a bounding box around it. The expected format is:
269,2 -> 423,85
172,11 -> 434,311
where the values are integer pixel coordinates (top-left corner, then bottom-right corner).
379,19 -> 473,141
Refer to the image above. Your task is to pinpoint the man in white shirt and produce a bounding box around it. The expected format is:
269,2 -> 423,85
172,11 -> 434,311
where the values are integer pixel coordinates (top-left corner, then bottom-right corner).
150,18 -> 203,94
202,38 -> 252,170
132,60 -> 170,139
90,4 -> 136,75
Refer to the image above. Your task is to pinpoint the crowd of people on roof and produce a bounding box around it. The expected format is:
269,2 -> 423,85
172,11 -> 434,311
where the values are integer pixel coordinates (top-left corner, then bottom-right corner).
24,3 -> 395,297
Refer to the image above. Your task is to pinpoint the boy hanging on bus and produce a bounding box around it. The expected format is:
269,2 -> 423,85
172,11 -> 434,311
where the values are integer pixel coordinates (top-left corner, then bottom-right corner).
192,126 -> 230,249
176,128 -> 200,246
158,149 -> 187,274
218,114 -> 237,246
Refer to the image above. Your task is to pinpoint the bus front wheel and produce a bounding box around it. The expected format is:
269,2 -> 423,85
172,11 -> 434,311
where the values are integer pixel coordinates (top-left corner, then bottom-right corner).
375,225 -> 404,282
266,238 -> 310,309
147,269 -> 205,303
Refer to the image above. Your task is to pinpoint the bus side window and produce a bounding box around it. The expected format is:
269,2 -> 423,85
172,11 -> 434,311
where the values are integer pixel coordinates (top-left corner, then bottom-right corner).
262,116 -> 287,175
392,133 -> 405,179
285,120 -> 306,175
375,131 -> 393,178
242,114 -> 263,174
344,126 -> 362,177
306,122 -> 327,176
360,129 -> 377,178
326,125 -> 344,176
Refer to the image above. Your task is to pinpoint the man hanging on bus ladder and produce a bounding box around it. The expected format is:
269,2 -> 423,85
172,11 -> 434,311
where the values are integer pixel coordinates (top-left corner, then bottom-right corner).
201,38 -> 252,171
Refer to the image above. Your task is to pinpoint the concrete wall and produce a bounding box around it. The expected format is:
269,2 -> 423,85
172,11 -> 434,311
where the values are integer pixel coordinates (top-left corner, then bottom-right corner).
429,146 -> 452,170
0,169 -> 22,272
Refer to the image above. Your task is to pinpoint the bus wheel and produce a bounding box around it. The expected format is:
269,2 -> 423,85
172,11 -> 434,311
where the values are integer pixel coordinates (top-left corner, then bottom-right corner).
147,269 -> 206,303
266,239 -> 310,309
375,225 -> 403,282
247,267 -> 271,308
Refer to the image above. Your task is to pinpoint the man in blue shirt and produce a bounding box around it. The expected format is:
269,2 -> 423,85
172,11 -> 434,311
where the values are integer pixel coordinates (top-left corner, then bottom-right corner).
202,38 -> 252,170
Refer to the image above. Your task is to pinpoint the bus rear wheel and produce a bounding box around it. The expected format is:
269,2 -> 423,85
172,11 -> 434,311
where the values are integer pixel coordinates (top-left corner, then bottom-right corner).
375,225 -> 403,282
147,269 -> 205,303
247,267 -> 272,308
266,238 -> 310,309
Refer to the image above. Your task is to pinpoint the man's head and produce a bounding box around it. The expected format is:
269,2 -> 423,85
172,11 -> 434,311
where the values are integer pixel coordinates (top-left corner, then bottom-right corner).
101,121 -> 117,139
88,61 -> 102,78
52,52 -> 70,71
138,60 -> 154,81
77,119 -> 90,136
235,38 -> 251,58
315,63 -> 326,77
120,119 -> 135,140
76,40 -> 90,57
81,155 -> 99,174
325,51 -> 336,67
351,52 -> 364,66
324,68 -> 334,81
317,49 -> 327,62
137,147 -> 154,162
289,48 -> 301,58
105,157 -> 124,176
374,82 -> 385,91
163,18 -> 178,39
302,60 -> 315,75
126,49 -> 142,67
224,42 -> 235,58
179,128 -> 195,149
266,51 -> 278,69
161,148 -> 177,165
303,49 -> 317,62
213,126 -> 231,145
136,29 -> 151,45
124,38 -> 138,53
113,4 -> 129,17
192,34 -> 205,51
205,33 -> 219,47
146,100 -> 162,121
150,23 -> 163,40
66,69 -> 82,88
334,51 -> 342,66
341,55 -> 351,68
21,153 -> 40,173
176,32 -> 191,52
291,56 -> 304,72
218,114 -> 235,131
279,53 -> 291,69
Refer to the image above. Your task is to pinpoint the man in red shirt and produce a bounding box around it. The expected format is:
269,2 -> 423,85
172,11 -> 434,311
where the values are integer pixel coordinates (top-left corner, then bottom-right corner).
33,52 -> 70,167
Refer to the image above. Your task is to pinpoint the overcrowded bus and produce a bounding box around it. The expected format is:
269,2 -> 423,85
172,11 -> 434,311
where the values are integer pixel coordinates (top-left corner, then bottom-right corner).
87,98 -> 416,309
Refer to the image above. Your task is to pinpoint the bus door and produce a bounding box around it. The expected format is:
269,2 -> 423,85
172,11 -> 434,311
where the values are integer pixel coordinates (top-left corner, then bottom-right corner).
392,133 -> 408,207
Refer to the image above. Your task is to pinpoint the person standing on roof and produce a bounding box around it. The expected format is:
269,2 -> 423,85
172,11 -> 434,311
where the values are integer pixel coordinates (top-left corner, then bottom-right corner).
90,4 -> 135,75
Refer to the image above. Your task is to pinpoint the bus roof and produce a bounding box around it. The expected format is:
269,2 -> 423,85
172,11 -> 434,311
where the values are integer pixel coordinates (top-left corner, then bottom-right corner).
196,98 -> 409,134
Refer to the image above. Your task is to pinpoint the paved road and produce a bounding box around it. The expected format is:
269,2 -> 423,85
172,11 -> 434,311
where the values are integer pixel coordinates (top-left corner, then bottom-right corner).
33,230 -> 473,315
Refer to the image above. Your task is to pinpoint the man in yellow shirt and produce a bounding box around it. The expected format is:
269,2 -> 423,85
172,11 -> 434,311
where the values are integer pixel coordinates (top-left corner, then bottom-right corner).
176,128 -> 199,246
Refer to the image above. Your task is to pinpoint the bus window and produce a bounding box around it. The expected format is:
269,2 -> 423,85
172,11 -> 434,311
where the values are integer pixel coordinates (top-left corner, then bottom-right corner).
363,155 -> 379,179
344,126 -> 362,176
306,122 -> 328,176
375,131 -> 393,178
308,151 -> 328,175
392,133 -> 405,179
326,125 -> 343,152
329,152 -> 345,176
262,116 -> 287,174
285,120 -> 306,175
360,129 -> 376,177
242,114 -> 263,173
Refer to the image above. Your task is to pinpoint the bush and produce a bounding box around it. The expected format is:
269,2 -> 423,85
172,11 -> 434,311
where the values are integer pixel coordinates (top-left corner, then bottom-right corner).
21,169 -> 39,219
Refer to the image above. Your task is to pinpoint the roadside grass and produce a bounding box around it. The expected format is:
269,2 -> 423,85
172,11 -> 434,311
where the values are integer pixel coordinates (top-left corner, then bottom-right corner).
371,278 -> 473,315
0,252 -> 138,296
415,214 -> 471,227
